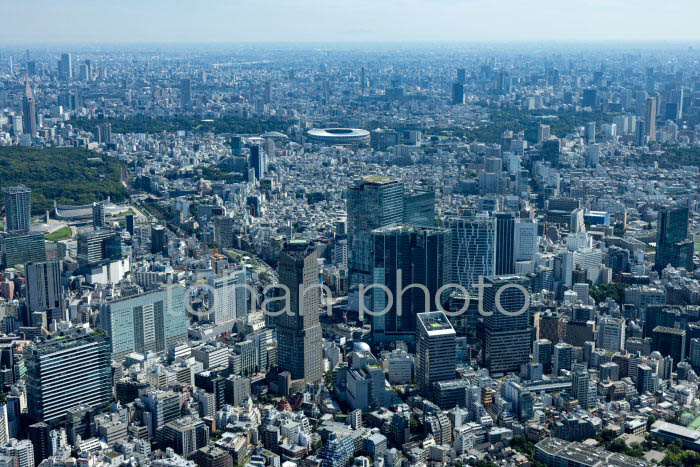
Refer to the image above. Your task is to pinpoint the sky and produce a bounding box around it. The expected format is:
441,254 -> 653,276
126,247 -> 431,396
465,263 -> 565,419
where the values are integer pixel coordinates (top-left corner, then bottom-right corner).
2,0 -> 699,44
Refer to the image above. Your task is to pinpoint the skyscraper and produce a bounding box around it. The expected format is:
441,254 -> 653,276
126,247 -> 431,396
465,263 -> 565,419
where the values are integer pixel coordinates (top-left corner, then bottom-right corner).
125,213 -> 135,236
92,202 -> 106,229
263,81 -> 272,104
552,342 -> 573,376
482,275 -> 530,376
3,185 -> 31,234
151,225 -> 167,255
275,241 -> 322,385
571,369 -> 590,409
25,261 -> 64,317
27,423 -> 50,466
98,286 -> 188,361
370,225 -> 451,343
584,122 -> 596,144
249,144 -> 265,180
180,78 -> 192,108
416,312 -> 456,399
652,326 -> 686,368
207,270 -> 248,324
457,68 -> 467,85
495,212 -> 516,275
451,83 -> 465,105
513,219 -> 538,263
533,339 -> 552,374
655,206 -> 694,272
22,80 -> 37,135
58,53 -> 72,81
25,330 -> 112,424
347,177 -> 404,287
447,214 -> 495,293
645,96 -> 657,141
582,89 -> 597,108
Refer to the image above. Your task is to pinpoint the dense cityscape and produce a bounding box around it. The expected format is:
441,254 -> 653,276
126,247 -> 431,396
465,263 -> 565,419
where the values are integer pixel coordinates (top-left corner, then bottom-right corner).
0,27 -> 699,467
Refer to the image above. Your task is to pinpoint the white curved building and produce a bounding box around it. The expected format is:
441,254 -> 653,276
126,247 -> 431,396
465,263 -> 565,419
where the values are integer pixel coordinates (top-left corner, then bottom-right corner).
307,128 -> 370,146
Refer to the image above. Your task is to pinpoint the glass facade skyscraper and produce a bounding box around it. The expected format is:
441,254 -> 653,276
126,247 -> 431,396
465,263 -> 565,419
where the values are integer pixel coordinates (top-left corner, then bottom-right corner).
347,177 -> 404,287
483,275 -> 531,376
447,214 -> 495,292
370,225 -> 451,343
495,212 -> 516,275
655,206 -> 693,272
347,177 -> 435,289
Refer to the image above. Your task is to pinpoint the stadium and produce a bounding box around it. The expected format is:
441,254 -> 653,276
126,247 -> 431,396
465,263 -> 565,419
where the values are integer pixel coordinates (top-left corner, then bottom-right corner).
306,128 -> 370,146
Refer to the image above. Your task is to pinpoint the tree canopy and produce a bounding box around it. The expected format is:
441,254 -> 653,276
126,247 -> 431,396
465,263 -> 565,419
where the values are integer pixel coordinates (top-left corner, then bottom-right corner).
0,147 -> 127,214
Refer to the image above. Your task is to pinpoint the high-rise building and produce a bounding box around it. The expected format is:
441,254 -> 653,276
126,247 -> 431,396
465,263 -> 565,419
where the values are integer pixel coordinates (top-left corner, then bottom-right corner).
97,123 -> 112,144
584,122 -> 596,144
457,68 -> 467,84
347,177 -> 404,287
451,83 -> 465,105
571,369 -> 590,409
655,206 -> 693,272
370,225 -> 451,343
495,212 -> 516,275
582,89 -> 597,108
125,214 -> 135,236
249,145 -> 265,180
151,225 -> 167,255
645,97 -> 657,141
1,232 -> 46,268
0,404 -> 8,446
25,261 -> 63,317
98,286 -> 188,361
158,416 -> 209,458
514,219 -> 538,262
58,53 -> 72,81
140,389 -> 180,433
533,339 -> 552,374
231,136 -> 244,156
652,326 -> 686,368
27,423 -> 50,466
275,241 -> 322,384
403,191 -> 435,228
597,316 -> 625,352
207,270 -> 248,324
447,214 -> 495,293
180,79 -> 192,108
77,229 -> 122,267
635,120 -> 647,146
482,275 -> 531,375
636,364 -> 654,394
416,312 -> 456,399
3,185 -> 31,234
263,81 -> 272,104
24,330 -> 112,424
22,81 -> 37,135
92,202 -> 106,229
552,342 -> 573,376
211,216 -> 235,249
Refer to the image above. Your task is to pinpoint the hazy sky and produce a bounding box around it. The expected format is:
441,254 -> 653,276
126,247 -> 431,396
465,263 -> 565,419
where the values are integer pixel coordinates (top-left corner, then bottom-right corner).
2,0 -> 699,44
